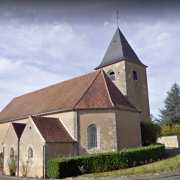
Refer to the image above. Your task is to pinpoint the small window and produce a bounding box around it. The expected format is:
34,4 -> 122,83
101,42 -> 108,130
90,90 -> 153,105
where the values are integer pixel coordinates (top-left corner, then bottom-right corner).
87,124 -> 97,149
109,71 -> 115,81
133,71 -> 138,80
10,147 -> 14,158
28,147 -> 33,158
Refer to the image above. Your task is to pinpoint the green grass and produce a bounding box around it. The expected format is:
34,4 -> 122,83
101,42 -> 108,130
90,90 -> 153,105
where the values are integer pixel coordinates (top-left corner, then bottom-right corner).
76,154 -> 180,179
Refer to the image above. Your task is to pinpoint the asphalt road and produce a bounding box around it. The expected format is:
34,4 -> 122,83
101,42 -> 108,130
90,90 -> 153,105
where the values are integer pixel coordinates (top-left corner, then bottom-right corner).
165,148 -> 180,155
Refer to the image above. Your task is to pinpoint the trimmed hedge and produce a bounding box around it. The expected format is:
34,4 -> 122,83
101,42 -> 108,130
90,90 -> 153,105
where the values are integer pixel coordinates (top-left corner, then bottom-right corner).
47,144 -> 165,178
162,132 -> 180,136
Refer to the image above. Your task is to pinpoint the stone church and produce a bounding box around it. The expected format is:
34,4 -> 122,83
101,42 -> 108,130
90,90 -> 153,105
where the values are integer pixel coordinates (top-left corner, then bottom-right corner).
0,27 -> 150,177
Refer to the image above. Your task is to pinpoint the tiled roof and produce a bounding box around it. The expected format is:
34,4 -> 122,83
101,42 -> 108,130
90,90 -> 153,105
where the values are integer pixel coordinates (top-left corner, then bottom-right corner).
0,70 -> 139,122
95,27 -> 145,70
0,71 -> 99,122
31,116 -> 75,142
75,70 -> 139,111
12,123 -> 26,139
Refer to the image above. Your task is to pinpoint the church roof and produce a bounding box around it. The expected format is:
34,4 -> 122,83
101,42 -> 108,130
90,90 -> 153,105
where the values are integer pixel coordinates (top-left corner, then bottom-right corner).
95,27 -> 145,70
12,123 -> 26,139
31,116 -> 75,142
0,70 -> 140,122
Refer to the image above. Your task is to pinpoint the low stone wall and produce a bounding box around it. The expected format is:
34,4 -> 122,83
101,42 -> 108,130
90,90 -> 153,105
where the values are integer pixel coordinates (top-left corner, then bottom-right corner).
157,136 -> 180,148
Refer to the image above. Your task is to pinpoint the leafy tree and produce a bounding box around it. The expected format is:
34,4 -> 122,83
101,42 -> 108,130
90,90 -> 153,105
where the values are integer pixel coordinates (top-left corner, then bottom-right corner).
140,122 -> 157,146
158,83 -> 180,125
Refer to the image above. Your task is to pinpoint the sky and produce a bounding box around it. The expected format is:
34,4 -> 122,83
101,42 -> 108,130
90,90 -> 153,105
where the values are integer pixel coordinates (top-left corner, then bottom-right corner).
0,0 -> 180,119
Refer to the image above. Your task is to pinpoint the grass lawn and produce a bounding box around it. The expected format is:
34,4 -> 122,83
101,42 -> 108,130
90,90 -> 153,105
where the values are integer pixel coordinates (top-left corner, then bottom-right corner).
76,154 -> 180,179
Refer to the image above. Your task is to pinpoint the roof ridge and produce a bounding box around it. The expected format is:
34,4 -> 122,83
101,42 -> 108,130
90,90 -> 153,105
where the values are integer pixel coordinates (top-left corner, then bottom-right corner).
14,71 -> 99,99
30,116 -> 45,142
103,71 -> 141,111
31,115 -> 59,120
73,70 -> 101,108
12,122 -> 26,125
101,70 -> 114,107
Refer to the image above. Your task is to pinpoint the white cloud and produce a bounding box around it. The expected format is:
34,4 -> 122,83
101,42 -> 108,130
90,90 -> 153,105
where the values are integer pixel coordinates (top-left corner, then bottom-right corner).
0,21 -> 104,111
127,21 -> 180,117
104,22 -> 109,26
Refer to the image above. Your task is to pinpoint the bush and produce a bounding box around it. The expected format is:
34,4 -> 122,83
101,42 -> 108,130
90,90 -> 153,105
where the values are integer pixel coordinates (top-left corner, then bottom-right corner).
153,124 -> 162,137
47,144 -> 165,178
162,132 -> 180,136
141,122 -> 162,146
162,124 -> 180,136
8,156 -> 17,176
0,153 -> 2,169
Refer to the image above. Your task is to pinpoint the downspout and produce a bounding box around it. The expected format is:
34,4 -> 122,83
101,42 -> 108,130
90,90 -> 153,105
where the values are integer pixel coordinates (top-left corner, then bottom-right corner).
76,110 -> 79,156
17,139 -> 20,176
2,146 -> 5,175
43,143 -> 46,179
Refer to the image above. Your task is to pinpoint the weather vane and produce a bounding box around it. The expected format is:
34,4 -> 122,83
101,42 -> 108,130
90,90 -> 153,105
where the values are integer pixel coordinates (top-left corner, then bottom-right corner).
117,11 -> 119,27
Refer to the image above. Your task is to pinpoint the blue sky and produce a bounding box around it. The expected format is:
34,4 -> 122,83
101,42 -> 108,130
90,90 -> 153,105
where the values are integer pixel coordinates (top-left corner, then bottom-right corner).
0,0 -> 180,119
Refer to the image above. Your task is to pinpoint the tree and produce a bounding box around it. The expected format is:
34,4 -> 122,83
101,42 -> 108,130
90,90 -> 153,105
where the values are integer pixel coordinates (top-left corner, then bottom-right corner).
140,122 -> 157,146
158,83 -> 180,125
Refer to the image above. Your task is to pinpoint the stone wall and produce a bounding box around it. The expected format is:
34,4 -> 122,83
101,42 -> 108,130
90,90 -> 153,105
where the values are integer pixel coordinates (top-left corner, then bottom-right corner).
3,124 -> 19,175
0,118 -> 28,153
19,118 -> 45,178
157,136 -> 180,148
100,60 -> 150,122
78,109 -> 117,155
115,109 -> 141,149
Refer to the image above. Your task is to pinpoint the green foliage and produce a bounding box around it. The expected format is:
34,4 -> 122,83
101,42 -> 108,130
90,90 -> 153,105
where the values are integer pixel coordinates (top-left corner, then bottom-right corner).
161,124 -> 180,136
158,83 -> 180,126
153,124 -> 162,137
8,156 -> 17,176
162,132 -> 180,136
47,144 -> 165,178
140,122 -> 161,145
0,153 -> 2,168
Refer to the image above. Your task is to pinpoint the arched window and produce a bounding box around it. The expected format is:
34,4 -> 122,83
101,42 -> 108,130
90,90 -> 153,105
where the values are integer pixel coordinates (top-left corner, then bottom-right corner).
133,71 -> 138,80
10,147 -> 14,158
87,124 -> 97,149
109,71 -> 115,81
28,147 -> 33,158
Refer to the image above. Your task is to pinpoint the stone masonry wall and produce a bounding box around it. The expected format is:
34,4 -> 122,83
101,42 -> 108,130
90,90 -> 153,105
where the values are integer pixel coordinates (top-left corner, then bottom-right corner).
157,136 -> 180,148
78,109 -> 117,155
0,118 -> 28,153
19,118 -> 45,178
3,125 -> 19,175
100,60 -> 150,122
115,109 -> 141,149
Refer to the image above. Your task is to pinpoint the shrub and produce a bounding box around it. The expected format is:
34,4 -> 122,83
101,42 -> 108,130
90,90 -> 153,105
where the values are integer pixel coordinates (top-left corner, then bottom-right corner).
0,153 -> 2,169
162,124 -> 180,136
47,144 -> 165,178
141,122 -> 161,146
8,156 -> 17,176
153,124 -> 162,137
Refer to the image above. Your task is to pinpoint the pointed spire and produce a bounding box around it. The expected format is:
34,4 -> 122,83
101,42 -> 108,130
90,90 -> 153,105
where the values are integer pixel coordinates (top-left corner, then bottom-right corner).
95,27 -> 145,70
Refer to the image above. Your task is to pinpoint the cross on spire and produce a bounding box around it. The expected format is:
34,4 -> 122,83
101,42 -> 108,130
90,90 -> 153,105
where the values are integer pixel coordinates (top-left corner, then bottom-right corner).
117,11 -> 119,27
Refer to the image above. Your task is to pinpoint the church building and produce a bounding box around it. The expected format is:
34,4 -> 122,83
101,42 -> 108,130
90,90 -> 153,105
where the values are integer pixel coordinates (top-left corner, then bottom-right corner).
0,27 -> 150,177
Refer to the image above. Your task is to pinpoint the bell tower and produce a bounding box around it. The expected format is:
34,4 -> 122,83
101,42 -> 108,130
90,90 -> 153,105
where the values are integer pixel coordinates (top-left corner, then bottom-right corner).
95,27 -> 150,122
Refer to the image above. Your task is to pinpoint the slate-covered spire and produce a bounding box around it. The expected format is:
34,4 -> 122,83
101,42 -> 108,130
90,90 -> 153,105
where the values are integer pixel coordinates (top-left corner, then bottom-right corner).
95,27 -> 144,70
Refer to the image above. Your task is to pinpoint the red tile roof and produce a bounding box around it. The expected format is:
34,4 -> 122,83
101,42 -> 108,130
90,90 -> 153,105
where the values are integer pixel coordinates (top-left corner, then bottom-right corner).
75,70 -> 139,110
12,123 -> 26,139
31,116 -> 75,142
0,71 -> 99,122
0,70 -> 140,122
